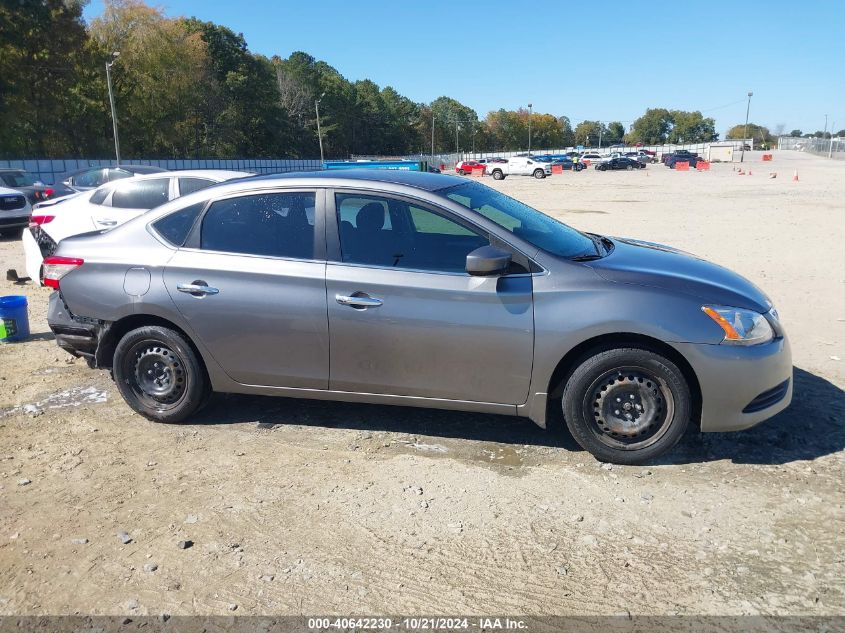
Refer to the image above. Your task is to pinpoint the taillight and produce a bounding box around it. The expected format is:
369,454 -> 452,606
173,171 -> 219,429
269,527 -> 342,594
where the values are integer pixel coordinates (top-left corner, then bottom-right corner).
44,188 -> 54,198
42,256 -> 84,289
30,215 -> 55,227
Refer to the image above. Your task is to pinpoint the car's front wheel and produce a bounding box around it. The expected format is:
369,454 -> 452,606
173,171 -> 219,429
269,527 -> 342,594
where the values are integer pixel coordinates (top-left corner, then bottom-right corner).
113,325 -> 210,423
533,169 -> 545,179
491,170 -> 504,180
562,347 -> 691,464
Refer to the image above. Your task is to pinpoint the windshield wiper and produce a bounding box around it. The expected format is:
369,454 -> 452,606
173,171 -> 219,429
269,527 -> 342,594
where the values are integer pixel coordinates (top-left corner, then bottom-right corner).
571,252 -> 603,261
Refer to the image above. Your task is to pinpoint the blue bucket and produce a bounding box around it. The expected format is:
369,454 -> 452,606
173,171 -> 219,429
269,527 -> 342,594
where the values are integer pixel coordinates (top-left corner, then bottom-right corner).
0,295 -> 30,343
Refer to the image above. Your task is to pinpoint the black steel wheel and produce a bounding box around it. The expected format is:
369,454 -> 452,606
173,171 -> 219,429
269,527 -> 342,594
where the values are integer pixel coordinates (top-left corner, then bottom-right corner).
113,325 -> 210,423
562,347 -> 691,464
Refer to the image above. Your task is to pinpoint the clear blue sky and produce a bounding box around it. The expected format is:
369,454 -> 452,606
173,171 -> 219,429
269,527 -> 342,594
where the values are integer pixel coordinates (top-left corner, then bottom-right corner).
83,0 -> 844,136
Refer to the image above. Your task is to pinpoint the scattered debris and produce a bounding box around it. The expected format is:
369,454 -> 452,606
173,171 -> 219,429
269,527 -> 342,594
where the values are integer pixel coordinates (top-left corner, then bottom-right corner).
143,563 -> 158,573
117,531 -> 132,545
177,540 -> 193,550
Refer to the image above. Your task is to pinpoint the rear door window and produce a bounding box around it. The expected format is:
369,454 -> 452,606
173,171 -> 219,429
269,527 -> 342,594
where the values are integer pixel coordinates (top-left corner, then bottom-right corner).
200,192 -> 316,259
110,178 -> 170,209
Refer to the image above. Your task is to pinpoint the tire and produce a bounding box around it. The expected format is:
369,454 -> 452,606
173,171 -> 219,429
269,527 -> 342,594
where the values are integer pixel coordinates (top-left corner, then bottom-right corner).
491,170 -> 504,180
626,164 -> 633,171
561,347 -> 691,465
533,169 -> 545,179
457,169 -> 465,175
113,325 -> 210,423
598,165 -> 606,171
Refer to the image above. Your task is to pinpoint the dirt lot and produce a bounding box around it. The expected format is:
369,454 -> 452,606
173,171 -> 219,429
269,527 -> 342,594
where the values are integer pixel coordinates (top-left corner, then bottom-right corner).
0,151 -> 843,617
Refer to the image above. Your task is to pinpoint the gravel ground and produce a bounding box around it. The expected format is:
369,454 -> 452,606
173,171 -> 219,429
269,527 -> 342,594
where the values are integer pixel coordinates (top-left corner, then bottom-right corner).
0,151 -> 842,617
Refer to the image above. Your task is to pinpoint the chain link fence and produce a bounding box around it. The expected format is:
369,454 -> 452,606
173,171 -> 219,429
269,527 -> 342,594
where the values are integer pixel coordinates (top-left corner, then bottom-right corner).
778,136 -> 845,159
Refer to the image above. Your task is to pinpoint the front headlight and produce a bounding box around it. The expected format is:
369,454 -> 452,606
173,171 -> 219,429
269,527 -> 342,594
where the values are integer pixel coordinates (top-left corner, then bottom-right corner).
701,305 -> 774,345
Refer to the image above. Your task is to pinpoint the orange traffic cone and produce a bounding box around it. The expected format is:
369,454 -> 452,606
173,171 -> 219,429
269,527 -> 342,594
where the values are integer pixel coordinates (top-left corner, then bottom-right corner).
792,170 -> 799,182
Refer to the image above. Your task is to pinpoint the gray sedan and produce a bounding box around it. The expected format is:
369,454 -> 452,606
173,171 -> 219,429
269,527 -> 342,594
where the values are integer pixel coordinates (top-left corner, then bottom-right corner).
44,170 -> 791,464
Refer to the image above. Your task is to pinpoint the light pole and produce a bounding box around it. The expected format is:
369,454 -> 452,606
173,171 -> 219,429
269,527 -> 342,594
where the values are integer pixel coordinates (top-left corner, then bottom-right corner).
430,110 -> 435,162
741,91 -> 753,163
105,51 -> 121,163
527,103 -> 533,155
598,123 -> 603,150
315,92 -> 326,164
455,119 -> 459,154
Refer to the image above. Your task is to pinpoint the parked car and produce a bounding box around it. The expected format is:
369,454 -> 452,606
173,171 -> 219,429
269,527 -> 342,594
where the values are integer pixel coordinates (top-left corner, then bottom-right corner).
45,170 -> 791,465
0,168 -> 75,204
665,153 -> 701,169
533,155 -> 584,172
486,157 -> 552,180
455,160 -> 485,175
579,152 -> 606,165
597,157 -> 647,171
58,164 -> 167,192
22,170 -> 251,283
662,150 -> 698,165
0,186 -> 32,237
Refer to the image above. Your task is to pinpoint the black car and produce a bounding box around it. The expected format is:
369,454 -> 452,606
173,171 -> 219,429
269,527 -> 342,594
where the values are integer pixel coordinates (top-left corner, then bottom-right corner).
0,168 -> 75,204
59,164 -> 167,192
661,150 -> 698,165
532,155 -> 585,172
665,153 -> 700,169
597,157 -> 646,171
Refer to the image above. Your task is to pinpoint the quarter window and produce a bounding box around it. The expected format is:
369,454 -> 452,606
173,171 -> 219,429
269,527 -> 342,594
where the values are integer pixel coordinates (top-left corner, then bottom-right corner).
178,177 -> 215,196
111,178 -> 170,209
335,193 -> 488,273
152,202 -> 205,247
200,192 -> 316,259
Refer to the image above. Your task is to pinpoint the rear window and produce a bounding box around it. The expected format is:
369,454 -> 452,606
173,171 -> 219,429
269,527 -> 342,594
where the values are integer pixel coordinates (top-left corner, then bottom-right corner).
152,202 -> 205,247
1,171 -> 39,187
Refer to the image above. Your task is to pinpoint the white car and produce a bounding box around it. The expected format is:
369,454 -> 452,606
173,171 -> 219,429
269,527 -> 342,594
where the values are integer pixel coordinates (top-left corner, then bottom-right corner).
485,157 -> 553,180
579,152 -> 608,165
0,186 -> 32,237
23,170 -> 251,283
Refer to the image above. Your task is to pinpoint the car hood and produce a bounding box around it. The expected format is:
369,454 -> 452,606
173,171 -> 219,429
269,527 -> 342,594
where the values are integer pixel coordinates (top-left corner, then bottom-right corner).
586,237 -> 772,313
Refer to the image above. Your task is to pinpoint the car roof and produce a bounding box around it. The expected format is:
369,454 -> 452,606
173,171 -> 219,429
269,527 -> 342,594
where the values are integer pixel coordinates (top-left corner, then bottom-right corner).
244,169 -> 464,192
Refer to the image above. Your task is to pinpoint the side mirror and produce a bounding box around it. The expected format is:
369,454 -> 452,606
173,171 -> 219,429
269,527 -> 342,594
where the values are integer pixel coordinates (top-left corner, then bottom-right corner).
466,245 -> 512,276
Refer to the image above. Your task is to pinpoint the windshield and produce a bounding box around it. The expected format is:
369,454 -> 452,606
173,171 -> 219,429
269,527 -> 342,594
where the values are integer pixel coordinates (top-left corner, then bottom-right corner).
441,181 -> 599,258
1,171 -> 39,187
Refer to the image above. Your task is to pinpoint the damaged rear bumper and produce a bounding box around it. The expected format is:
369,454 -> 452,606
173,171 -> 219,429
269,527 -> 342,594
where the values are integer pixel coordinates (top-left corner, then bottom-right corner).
47,291 -> 106,365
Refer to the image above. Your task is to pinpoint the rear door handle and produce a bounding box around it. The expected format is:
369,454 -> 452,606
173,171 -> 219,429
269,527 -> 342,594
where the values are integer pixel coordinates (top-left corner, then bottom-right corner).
336,294 -> 383,309
177,282 -> 219,297
97,219 -> 117,226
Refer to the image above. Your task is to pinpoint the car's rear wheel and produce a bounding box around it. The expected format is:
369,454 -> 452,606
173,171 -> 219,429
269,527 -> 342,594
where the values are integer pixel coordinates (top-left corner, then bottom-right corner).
533,169 -> 545,179
562,347 -> 691,464
626,164 -> 633,170
457,169 -> 465,175
113,325 -> 210,423
492,170 -> 504,180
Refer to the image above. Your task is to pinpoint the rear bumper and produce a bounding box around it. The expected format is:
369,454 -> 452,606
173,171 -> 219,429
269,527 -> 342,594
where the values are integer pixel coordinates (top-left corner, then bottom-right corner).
672,335 -> 793,432
46,292 -> 102,362
0,213 -> 30,230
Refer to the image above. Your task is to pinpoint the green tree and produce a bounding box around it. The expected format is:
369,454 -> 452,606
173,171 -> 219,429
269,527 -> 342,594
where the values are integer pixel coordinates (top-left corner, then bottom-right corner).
726,123 -> 772,143
0,0 -> 103,157
574,120 -> 605,147
605,121 -> 626,145
667,110 -> 717,143
628,108 -> 673,144
789,129 -> 803,137
557,116 -> 575,147
431,96 -> 478,153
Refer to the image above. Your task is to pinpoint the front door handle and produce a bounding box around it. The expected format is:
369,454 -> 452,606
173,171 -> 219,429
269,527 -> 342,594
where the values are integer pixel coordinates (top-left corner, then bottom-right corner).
97,219 -> 117,226
336,293 -> 383,309
177,282 -> 219,297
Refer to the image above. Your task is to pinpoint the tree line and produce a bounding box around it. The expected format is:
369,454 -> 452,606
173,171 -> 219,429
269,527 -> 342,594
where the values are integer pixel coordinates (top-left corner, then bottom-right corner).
1,0 -> 793,160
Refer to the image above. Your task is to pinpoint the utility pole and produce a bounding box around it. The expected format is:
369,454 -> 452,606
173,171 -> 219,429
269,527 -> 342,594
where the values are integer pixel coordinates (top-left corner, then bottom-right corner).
527,103 -> 533,155
598,123 -> 603,150
105,51 -> 121,164
315,92 -> 325,164
830,121 -> 836,158
741,91 -> 753,162
431,111 -> 435,162
455,119 -> 459,154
